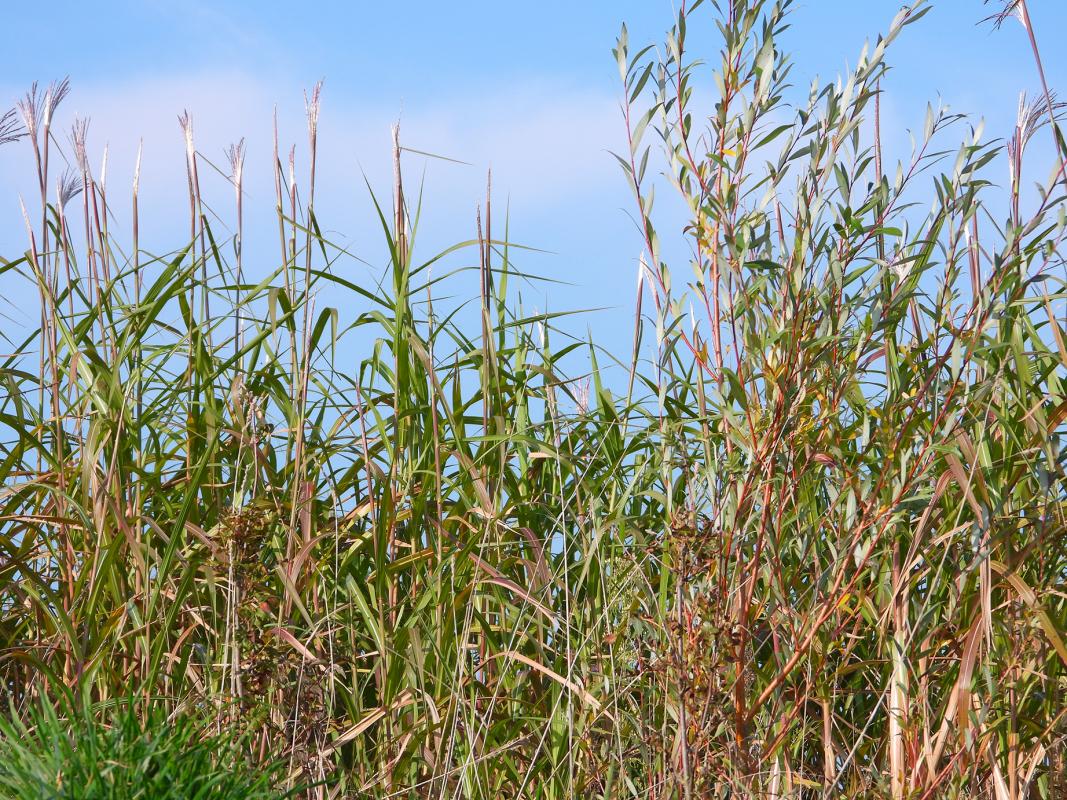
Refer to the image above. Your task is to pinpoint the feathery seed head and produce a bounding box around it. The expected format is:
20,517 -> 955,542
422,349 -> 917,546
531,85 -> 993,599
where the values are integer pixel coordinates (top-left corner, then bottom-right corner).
70,117 -> 91,176
178,110 -> 195,164
0,109 -> 25,145
983,0 -> 1026,30
56,169 -> 83,209
304,81 -> 323,141
17,78 -> 70,142
227,138 -> 247,188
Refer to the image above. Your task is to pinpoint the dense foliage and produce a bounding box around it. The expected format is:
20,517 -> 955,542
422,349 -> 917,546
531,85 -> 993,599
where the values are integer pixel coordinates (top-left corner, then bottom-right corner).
1,1 -> 1064,797
0,696 -> 286,799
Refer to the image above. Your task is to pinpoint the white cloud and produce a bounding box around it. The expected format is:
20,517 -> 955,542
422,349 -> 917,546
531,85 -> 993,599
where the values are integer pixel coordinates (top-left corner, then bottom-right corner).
0,72 -> 625,238
0,70 -> 635,340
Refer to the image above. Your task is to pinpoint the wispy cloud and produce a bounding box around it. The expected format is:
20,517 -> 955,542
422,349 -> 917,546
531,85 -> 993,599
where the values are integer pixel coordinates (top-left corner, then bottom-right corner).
1,71 -> 625,235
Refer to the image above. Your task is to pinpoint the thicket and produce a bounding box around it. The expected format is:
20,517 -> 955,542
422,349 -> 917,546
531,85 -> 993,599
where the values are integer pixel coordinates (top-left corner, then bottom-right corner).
1,1 -> 1064,797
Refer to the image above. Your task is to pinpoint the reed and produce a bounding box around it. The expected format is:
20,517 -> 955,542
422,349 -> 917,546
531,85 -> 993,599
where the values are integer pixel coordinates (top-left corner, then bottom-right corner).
0,1 -> 1064,797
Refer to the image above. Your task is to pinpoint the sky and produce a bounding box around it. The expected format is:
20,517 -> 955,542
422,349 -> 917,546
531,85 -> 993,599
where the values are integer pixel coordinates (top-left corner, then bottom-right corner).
1,0 -> 1064,379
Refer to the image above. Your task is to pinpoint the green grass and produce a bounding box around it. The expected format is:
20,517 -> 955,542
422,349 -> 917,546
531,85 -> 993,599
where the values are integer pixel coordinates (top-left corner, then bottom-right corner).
1,0 -> 1065,798
0,696 -> 287,799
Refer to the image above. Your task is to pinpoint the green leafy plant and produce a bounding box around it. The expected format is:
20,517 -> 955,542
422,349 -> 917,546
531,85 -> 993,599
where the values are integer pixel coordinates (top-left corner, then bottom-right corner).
0,697 -> 287,799
611,0 -> 1067,796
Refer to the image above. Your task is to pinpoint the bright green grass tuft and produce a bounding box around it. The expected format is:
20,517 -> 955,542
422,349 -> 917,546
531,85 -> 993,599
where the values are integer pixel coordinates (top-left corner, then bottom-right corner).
0,698 -> 288,800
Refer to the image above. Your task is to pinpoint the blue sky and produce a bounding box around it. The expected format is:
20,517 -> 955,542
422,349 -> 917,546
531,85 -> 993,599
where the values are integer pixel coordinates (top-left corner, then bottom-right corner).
2,1 -> 1064,376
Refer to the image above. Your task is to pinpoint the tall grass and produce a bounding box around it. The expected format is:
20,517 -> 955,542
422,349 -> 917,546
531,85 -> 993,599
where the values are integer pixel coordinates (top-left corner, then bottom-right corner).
1,0 -> 1065,798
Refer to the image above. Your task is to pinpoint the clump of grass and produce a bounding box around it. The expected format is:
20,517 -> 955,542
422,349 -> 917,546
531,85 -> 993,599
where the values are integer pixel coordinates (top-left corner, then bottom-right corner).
0,696 -> 287,799
0,0 -> 1064,798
